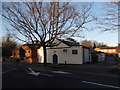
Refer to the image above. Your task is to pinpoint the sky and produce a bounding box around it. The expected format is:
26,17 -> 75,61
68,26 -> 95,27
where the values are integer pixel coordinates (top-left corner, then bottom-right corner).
71,2 -> 118,46
77,2 -> 119,46
1,1 -> 119,46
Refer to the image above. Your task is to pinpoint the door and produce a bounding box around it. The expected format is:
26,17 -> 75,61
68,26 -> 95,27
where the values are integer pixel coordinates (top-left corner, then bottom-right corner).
53,54 -> 58,64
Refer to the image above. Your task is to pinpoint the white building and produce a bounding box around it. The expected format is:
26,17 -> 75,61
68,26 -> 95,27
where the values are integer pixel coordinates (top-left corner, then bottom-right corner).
96,52 -> 105,62
118,53 -> 120,57
37,39 -> 92,64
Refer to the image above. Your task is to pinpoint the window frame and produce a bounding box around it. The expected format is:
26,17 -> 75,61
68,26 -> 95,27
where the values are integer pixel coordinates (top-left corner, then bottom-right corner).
63,49 -> 67,53
72,50 -> 78,54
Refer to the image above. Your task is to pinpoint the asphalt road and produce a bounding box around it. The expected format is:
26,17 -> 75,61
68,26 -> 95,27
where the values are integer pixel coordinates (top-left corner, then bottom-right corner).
2,61 -> 120,88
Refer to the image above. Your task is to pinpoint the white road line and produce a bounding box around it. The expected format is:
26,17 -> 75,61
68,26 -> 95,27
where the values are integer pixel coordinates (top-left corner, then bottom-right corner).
31,67 -> 71,75
2,68 -> 16,74
82,80 -> 120,89
52,71 -> 71,74
39,73 -> 53,77
31,68 -> 119,78
27,68 -> 53,77
29,67 -> 72,77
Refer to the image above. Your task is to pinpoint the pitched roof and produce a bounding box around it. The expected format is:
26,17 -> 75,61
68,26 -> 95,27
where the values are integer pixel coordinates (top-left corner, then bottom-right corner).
100,46 -> 120,49
22,44 -> 40,50
57,39 -> 80,46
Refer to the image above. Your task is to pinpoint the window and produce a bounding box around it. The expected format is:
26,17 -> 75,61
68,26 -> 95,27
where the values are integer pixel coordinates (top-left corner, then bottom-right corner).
72,50 -> 78,54
63,49 -> 67,53
54,51 -> 56,53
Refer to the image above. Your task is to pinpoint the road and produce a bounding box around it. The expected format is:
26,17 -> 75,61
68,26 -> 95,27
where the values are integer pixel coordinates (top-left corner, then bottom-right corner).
2,61 -> 120,88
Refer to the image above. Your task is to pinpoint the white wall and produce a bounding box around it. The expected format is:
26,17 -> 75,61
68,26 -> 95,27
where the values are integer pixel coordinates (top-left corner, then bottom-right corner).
37,39 -> 69,64
37,47 -> 44,63
47,46 -> 83,64
97,53 -> 105,62
37,39 -> 92,64
118,53 -> 120,57
82,48 -> 91,63
50,39 -> 70,48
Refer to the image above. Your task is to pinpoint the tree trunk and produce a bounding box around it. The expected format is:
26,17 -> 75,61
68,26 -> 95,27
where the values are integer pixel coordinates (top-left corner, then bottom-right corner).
43,44 -> 47,65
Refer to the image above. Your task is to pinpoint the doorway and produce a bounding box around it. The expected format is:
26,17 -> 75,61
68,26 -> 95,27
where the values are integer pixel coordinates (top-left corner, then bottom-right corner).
53,54 -> 58,64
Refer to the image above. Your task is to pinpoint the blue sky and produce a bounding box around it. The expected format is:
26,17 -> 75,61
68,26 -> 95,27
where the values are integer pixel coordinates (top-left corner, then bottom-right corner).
1,2 -> 119,46
82,2 -> 118,46
74,2 -> 118,46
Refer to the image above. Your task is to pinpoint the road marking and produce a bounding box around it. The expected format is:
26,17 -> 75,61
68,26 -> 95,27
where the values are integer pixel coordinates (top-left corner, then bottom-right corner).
28,67 -> 40,76
82,80 -> 120,89
52,71 -> 71,74
31,67 -> 71,75
28,67 -> 72,76
31,67 -> 119,77
39,73 -> 53,77
27,67 -> 53,77
2,68 -> 16,74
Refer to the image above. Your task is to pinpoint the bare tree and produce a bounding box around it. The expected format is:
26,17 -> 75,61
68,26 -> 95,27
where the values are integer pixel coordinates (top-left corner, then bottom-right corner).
2,2 -> 96,64
81,40 -> 92,47
96,2 -> 119,31
81,39 -> 108,48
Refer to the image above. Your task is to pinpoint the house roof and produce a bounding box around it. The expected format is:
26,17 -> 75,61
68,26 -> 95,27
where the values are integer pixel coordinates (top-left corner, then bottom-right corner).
57,39 -> 80,46
100,46 -> 120,49
56,39 -> 92,50
21,38 -> 91,49
22,44 -> 40,50
82,45 -> 91,49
